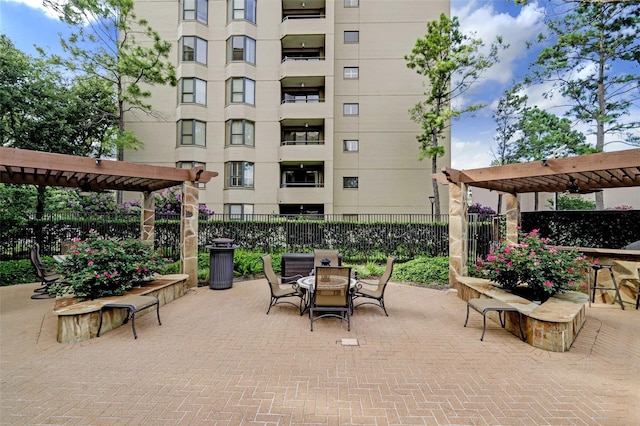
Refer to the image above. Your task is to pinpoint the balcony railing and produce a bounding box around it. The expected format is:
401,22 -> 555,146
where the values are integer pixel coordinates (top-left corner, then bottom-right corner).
281,140 -> 325,146
281,98 -> 324,104
282,14 -> 326,21
282,56 -> 325,62
280,182 -> 325,188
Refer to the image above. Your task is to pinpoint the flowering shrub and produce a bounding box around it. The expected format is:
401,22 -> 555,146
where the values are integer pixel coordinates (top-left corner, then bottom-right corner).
52,230 -> 165,300
468,203 -> 496,221
476,229 -> 590,300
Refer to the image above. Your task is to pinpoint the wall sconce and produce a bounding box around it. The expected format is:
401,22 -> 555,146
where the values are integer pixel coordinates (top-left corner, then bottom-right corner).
301,2 -> 305,7
305,122 -> 309,128
95,158 -> 102,166
300,163 -> 304,169
541,158 -> 548,167
301,42 -> 305,48
301,82 -> 305,87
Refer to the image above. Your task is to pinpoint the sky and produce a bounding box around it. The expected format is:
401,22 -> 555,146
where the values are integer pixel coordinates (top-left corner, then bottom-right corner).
1,0 -> 637,170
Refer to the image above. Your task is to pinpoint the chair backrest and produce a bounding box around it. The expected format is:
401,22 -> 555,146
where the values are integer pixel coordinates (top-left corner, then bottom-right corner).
261,255 -> 280,290
314,266 -> 351,307
369,256 -> 395,297
30,244 -> 46,279
314,249 -> 339,267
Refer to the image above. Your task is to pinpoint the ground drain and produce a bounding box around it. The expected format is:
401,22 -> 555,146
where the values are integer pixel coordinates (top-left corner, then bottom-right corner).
341,338 -> 359,346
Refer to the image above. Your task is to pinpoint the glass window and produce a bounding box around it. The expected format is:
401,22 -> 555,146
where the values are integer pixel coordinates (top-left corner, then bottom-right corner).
183,0 -> 208,24
229,0 -> 256,23
227,36 -> 256,64
226,77 -> 255,105
178,120 -> 206,146
344,0 -> 359,7
226,161 -> 254,188
182,36 -> 207,65
344,31 -> 359,43
226,204 -> 254,219
343,67 -> 359,79
343,103 -> 359,115
343,177 -> 359,189
343,140 -> 359,152
181,78 -> 207,105
225,120 -> 255,146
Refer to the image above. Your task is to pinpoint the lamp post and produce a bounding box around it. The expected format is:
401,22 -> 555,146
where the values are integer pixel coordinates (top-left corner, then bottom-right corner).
428,196 -> 435,216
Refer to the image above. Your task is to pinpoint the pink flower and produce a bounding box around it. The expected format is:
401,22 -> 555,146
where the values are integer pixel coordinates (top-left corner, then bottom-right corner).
85,247 -> 92,252
531,229 -> 539,235
506,261 -> 513,268
137,268 -> 142,273
545,281 -> 553,287
88,261 -> 94,266
568,281 -> 574,286
593,259 -> 600,265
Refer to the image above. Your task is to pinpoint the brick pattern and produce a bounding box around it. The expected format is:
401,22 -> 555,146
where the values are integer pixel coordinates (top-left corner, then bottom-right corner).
1,281 -> 638,425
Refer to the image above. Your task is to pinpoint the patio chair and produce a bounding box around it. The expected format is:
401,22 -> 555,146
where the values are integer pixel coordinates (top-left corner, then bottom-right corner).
30,243 -> 60,299
261,255 -> 304,315
313,249 -> 339,267
352,256 -> 395,316
310,266 -> 352,331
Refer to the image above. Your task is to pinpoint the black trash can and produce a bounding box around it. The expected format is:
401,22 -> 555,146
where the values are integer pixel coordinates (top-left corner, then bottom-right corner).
206,238 -> 239,290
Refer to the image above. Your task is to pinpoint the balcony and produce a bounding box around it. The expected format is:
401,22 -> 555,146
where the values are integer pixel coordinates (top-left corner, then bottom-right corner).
280,163 -> 323,188
281,0 -> 326,33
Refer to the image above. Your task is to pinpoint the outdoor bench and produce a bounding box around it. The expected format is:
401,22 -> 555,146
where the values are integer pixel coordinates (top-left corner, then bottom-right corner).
97,295 -> 161,339
464,298 -> 525,341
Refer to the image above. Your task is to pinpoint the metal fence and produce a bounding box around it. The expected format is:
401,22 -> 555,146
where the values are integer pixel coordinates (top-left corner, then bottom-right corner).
0,212 -> 496,264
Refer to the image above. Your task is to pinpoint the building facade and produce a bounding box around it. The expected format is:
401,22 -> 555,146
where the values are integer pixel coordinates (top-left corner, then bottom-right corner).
124,0 -> 451,217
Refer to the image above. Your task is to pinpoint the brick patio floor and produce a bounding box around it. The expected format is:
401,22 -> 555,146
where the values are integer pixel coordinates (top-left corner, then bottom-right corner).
1,280 -> 638,425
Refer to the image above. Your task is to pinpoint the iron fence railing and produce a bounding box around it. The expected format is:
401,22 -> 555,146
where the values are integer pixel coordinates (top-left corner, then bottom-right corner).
0,212 -> 496,264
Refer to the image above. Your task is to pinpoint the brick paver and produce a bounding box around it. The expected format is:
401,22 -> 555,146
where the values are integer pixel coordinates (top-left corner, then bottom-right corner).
1,280 -> 638,425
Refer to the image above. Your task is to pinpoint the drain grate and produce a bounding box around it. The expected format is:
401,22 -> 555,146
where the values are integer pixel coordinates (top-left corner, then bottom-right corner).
341,338 -> 359,346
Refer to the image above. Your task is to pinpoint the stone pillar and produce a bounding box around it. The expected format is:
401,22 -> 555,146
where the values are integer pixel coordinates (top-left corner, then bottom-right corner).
505,193 -> 519,245
449,181 -> 468,288
180,182 -> 199,288
141,191 -> 155,247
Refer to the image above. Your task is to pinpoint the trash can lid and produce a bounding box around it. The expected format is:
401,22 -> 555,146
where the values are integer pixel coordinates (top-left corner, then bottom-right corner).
211,238 -> 234,247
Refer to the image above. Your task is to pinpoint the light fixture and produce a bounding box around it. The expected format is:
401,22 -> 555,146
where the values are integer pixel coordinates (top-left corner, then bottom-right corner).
541,158 -> 548,167
305,122 -> 309,128
301,2 -> 305,7
301,42 -> 305,48
95,158 -> 102,165
301,82 -> 305,87
300,163 -> 304,169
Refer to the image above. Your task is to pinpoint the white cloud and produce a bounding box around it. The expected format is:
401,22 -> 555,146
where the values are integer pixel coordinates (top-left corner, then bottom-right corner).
451,137 -> 494,169
2,0 -> 60,18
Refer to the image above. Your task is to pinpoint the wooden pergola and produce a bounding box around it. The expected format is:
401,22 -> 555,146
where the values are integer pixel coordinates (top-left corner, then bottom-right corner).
0,147 -> 218,288
436,148 -> 640,284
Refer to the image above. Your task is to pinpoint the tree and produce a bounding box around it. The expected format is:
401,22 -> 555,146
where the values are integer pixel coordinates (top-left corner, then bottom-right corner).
491,84 -> 528,213
527,1 -> 640,208
512,107 -> 592,209
44,0 -> 177,160
405,13 -> 506,216
547,194 -> 596,211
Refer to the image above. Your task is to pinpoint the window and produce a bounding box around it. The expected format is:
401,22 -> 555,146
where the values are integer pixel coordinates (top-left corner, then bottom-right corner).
226,204 -> 254,219
344,0 -> 359,7
344,31 -> 359,43
226,77 -> 255,105
225,120 -> 255,146
343,140 -> 359,152
181,78 -> 207,105
229,0 -> 256,23
183,0 -> 208,23
227,36 -> 256,64
182,36 -> 207,65
343,177 -> 359,189
178,120 -> 206,146
226,161 -> 254,188
343,67 -> 359,79
343,103 -> 359,115
177,161 -> 207,188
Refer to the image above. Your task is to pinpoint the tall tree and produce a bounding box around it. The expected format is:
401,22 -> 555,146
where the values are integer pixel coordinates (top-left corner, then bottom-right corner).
405,13 -> 505,216
512,107 -> 592,209
491,84 -> 528,213
44,0 -> 177,160
527,0 -> 640,208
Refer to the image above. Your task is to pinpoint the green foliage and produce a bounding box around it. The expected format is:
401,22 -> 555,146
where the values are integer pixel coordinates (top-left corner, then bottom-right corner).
476,229 -> 590,299
548,195 -> 596,211
392,256 -> 450,288
52,230 -> 166,300
405,13 -> 506,216
527,1 -> 640,148
0,259 -> 37,286
44,0 -> 177,152
492,84 -> 528,166
233,249 -> 265,277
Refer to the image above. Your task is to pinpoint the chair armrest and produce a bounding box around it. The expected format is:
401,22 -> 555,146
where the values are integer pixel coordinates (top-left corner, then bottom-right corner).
355,280 -> 377,290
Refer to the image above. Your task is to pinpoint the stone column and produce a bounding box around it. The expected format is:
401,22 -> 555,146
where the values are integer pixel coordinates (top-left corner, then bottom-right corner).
449,181 -> 468,288
505,193 -> 519,245
180,182 -> 199,288
141,191 -> 155,247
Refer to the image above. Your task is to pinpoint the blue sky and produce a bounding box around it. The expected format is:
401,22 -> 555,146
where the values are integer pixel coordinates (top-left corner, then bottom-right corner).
1,0 -> 636,169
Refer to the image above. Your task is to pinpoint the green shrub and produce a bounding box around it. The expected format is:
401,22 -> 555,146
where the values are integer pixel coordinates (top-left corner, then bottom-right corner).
393,256 -> 449,288
233,249 -> 265,277
0,259 -> 38,286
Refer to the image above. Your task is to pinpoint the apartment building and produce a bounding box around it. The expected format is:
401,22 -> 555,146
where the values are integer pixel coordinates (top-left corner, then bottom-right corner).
124,0 -> 451,217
